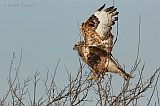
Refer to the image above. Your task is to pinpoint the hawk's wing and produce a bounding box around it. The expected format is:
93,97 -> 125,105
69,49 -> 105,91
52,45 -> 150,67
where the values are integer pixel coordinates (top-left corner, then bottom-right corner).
80,4 -> 119,50
94,5 -> 119,38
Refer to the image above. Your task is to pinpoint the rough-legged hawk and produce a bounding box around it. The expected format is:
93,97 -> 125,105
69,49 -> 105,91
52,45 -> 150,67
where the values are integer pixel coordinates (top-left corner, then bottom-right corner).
74,4 -> 131,80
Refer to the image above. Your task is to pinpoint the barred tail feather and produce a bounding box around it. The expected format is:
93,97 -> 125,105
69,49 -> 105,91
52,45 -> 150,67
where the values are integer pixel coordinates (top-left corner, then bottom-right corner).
117,67 -> 132,81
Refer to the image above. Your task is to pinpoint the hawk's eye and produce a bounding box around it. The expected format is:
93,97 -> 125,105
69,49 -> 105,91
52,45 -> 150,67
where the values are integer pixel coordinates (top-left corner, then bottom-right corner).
75,44 -> 79,47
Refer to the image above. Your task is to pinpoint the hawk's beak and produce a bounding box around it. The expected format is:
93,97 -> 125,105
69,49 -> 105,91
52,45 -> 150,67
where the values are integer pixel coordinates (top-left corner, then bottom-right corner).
73,45 -> 76,50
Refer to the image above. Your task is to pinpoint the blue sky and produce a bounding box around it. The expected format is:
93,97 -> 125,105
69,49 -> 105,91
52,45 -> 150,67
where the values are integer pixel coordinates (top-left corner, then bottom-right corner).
0,0 -> 160,105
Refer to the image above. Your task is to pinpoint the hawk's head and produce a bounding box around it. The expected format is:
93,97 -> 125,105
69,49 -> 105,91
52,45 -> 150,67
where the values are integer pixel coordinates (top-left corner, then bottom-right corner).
73,41 -> 85,51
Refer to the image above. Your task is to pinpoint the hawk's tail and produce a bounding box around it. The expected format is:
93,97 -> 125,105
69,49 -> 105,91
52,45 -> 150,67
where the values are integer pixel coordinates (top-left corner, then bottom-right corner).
117,67 -> 132,81
107,55 -> 132,81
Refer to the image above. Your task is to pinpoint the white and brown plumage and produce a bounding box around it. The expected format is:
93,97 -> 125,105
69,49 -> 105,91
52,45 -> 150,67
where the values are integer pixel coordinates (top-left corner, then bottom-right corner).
80,4 -> 119,53
73,41 -> 132,80
73,5 -> 131,80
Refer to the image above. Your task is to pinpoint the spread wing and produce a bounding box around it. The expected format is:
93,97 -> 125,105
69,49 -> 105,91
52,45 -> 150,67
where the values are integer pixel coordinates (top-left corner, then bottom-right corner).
80,4 -> 119,52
